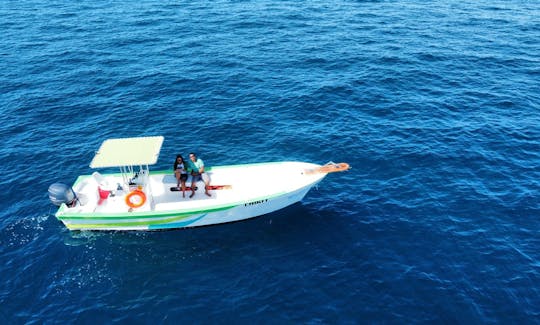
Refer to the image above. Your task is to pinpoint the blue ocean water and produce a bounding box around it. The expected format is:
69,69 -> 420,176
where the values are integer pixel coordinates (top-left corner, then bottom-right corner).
1,0 -> 539,322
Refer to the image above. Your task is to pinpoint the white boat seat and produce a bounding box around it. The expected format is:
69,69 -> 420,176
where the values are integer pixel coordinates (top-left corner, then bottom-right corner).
92,171 -> 115,191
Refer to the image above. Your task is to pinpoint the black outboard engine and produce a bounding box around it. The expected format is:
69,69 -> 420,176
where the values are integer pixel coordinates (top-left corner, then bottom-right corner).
48,183 -> 77,207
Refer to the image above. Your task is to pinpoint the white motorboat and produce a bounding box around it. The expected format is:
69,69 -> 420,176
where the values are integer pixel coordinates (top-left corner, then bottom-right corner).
48,136 -> 350,231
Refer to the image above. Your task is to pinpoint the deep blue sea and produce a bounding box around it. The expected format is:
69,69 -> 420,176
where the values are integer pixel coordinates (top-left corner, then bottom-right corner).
1,0 -> 539,323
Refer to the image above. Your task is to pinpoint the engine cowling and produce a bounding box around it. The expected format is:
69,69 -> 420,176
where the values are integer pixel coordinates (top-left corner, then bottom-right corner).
48,183 -> 76,207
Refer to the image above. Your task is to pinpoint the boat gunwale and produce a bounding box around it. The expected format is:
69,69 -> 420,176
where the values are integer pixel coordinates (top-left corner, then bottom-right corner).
57,190 -> 289,220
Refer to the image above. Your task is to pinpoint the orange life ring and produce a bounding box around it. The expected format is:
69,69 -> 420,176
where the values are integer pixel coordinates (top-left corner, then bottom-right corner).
125,190 -> 146,208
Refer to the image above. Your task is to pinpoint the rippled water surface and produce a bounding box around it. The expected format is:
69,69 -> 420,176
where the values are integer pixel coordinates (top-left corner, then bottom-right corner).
1,0 -> 539,322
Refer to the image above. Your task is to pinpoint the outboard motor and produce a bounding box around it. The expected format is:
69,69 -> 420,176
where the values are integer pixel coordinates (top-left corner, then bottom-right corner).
48,183 -> 77,207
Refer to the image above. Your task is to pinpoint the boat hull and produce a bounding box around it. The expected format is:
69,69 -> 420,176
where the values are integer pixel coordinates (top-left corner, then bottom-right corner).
55,161 -> 328,231
59,183 -> 317,231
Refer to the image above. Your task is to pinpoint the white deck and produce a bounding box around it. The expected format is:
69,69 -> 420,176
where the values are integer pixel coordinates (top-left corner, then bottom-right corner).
67,161 -> 326,215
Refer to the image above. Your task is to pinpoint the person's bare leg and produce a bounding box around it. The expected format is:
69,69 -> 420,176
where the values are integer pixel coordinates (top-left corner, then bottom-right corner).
181,179 -> 186,198
204,178 -> 211,197
175,171 -> 180,189
189,179 -> 196,198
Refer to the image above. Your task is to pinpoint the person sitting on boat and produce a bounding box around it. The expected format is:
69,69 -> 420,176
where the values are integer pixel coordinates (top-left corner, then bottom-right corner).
187,152 -> 211,198
173,154 -> 188,197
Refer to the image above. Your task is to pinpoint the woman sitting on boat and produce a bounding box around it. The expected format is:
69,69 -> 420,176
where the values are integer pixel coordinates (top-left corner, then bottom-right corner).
173,154 -> 188,197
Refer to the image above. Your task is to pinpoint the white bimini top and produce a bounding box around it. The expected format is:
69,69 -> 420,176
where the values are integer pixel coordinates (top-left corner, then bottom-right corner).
89,136 -> 164,168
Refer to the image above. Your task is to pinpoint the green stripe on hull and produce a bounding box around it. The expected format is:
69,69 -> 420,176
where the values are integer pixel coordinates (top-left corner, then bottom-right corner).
65,212 -> 206,229
57,203 -> 238,221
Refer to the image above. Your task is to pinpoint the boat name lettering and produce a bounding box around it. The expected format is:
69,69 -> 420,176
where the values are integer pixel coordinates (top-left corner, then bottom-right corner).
245,199 -> 268,206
